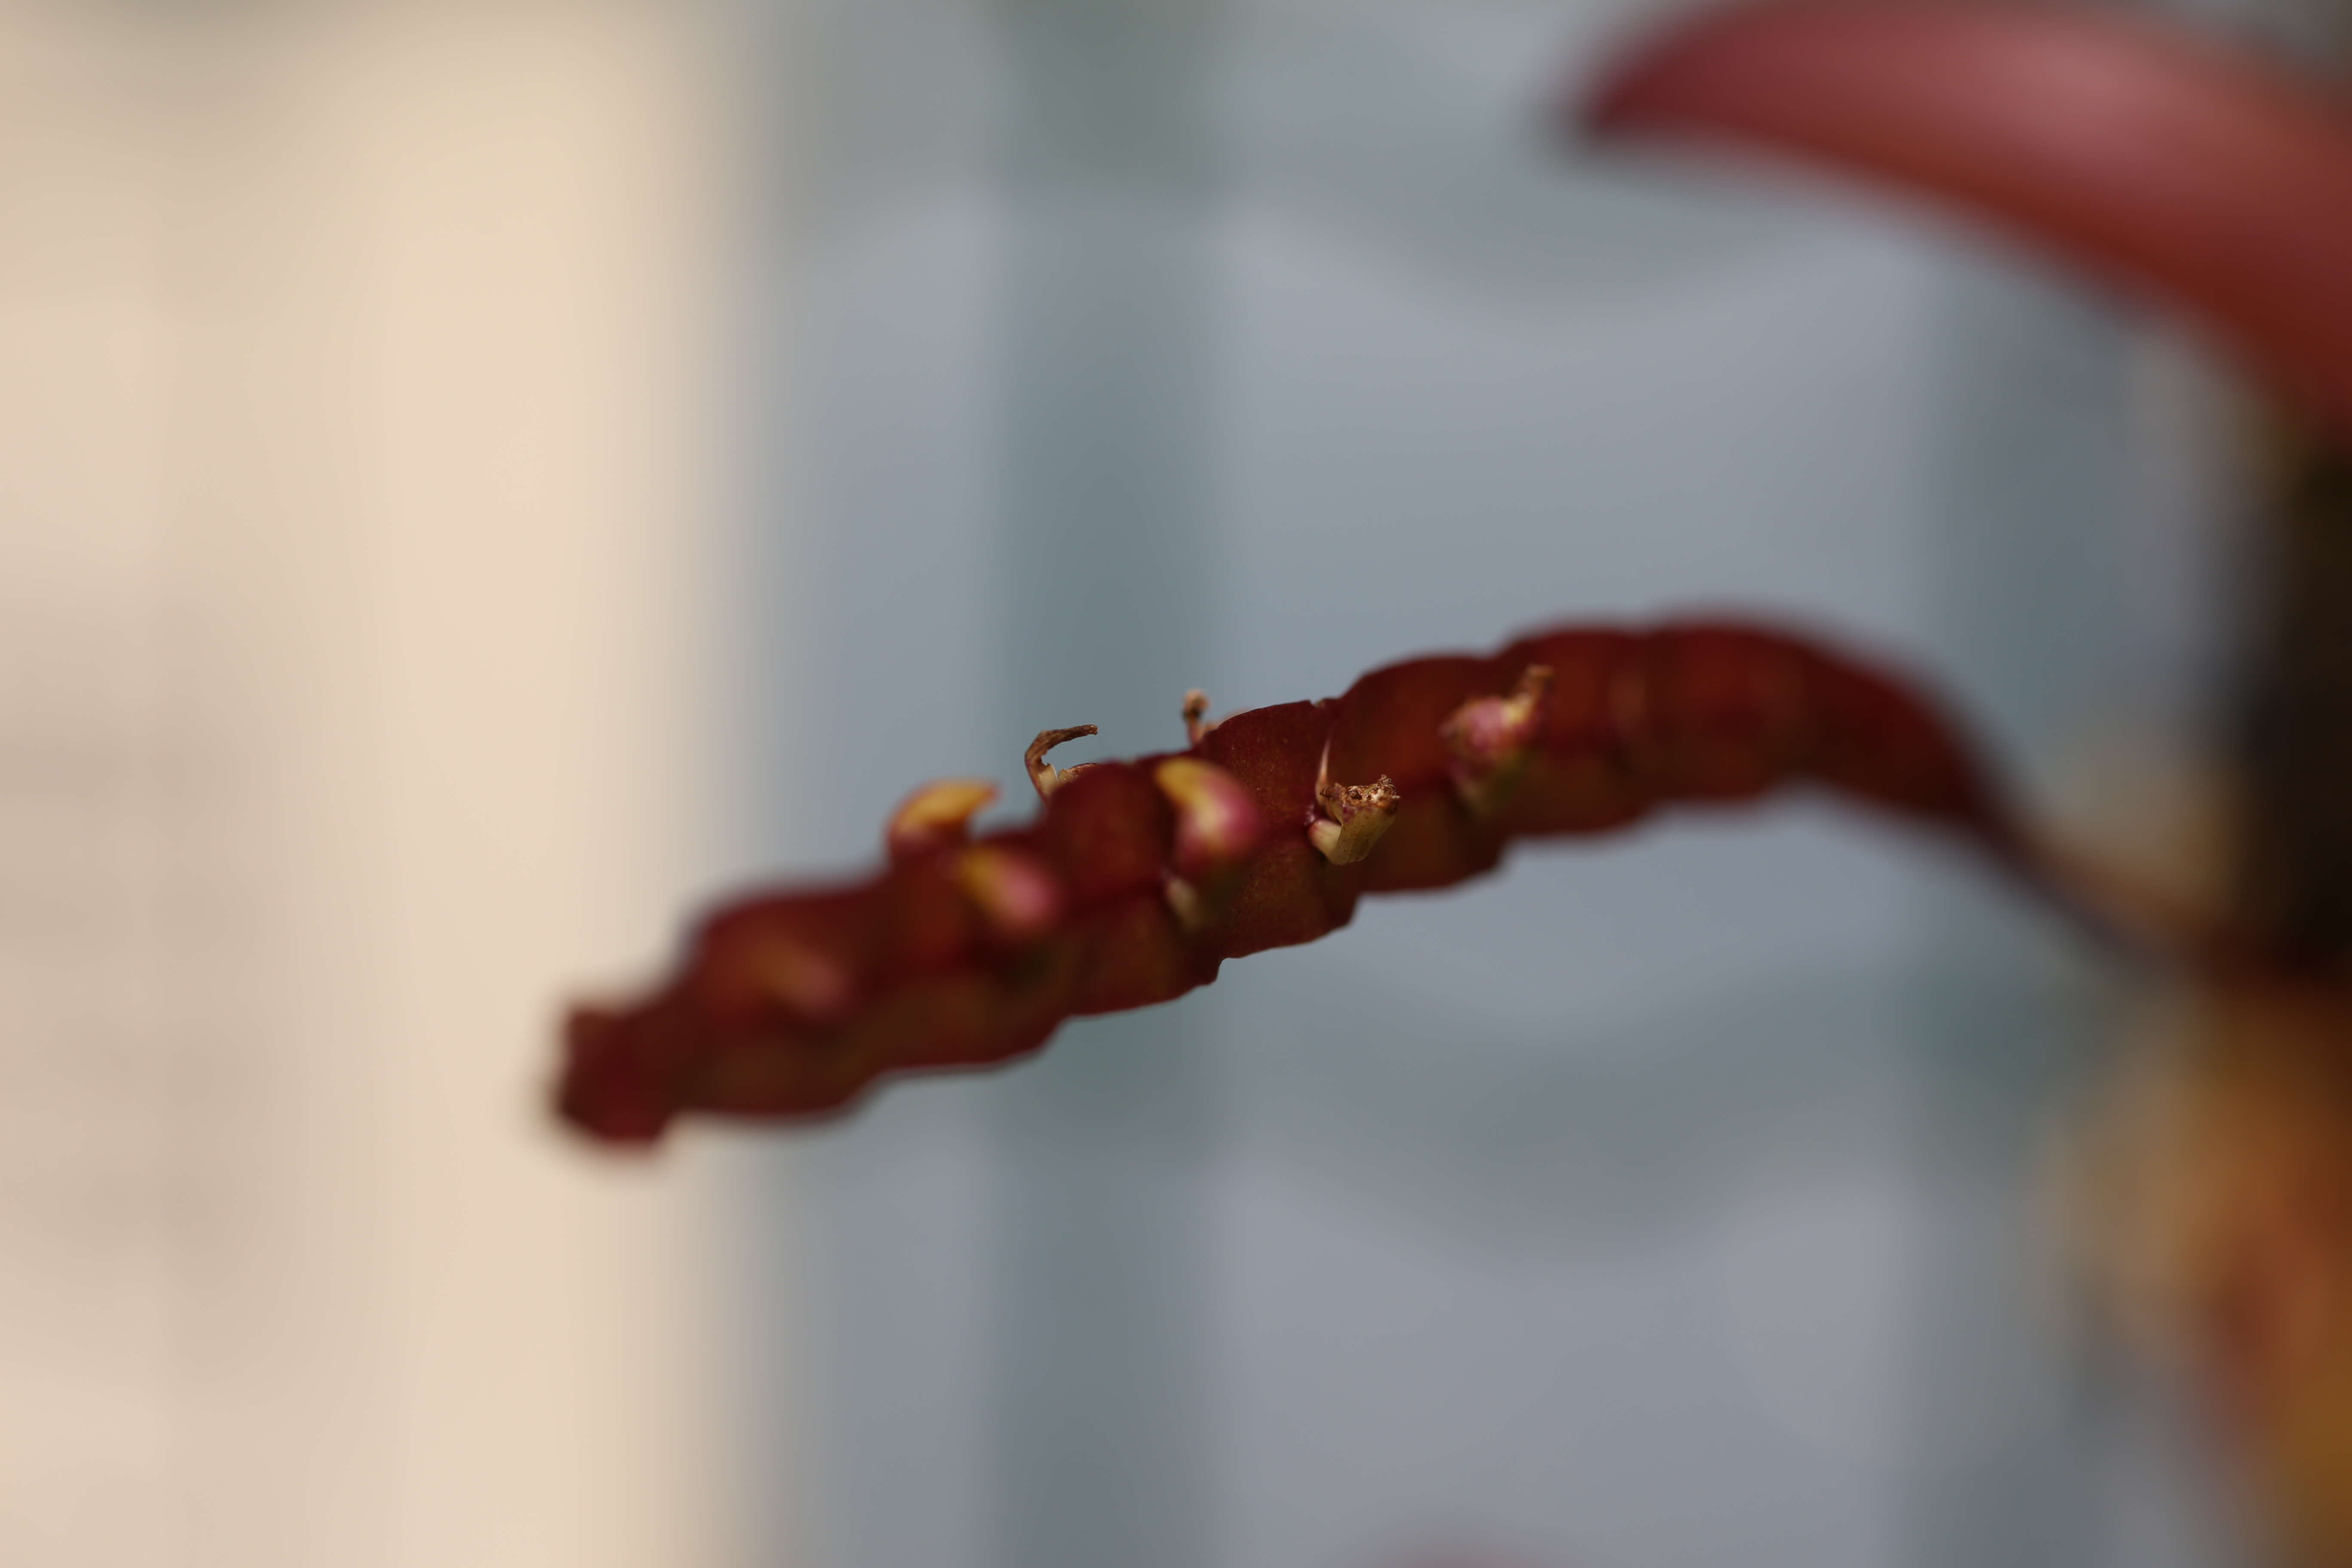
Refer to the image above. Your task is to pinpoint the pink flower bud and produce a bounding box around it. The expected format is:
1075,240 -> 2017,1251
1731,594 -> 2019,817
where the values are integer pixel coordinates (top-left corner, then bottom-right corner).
1441,665 -> 1553,814
1155,756 -> 1265,882
952,845 -> 1065,944
886,777 -> 999,859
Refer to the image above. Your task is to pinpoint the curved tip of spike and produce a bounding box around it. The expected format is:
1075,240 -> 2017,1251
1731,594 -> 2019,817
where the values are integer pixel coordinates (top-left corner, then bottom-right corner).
1026,725 -> 1102,799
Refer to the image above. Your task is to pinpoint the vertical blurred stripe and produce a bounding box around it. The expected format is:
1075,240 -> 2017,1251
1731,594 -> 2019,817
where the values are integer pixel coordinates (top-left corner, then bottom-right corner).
988,4 -> 1222,1568
0,5 -> 750,1565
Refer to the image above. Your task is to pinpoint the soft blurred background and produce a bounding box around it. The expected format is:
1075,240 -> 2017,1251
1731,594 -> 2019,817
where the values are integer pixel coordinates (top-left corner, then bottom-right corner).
0,0 -> 2317,1564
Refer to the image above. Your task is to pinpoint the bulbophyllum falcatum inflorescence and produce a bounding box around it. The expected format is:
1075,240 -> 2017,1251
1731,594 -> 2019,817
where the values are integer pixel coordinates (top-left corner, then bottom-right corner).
557,618 -> 2081,1144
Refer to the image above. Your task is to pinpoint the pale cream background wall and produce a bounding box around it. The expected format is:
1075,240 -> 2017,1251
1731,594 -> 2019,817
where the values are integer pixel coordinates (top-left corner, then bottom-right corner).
0,5 -> 765,1564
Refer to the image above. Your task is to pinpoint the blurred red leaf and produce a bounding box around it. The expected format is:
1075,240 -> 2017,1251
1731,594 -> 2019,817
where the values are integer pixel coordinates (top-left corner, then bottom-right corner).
1581,0 -> 2352,437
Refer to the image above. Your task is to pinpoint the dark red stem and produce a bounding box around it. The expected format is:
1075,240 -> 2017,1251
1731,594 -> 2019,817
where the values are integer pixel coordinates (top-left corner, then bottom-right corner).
558,619 -> 2054,1144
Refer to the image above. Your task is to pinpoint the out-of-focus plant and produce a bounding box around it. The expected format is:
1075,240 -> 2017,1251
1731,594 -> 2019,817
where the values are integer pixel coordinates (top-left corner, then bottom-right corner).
563,0 -> 2337,1146
557,0 -> 2352,1555
1575,3 -> 2352,1560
